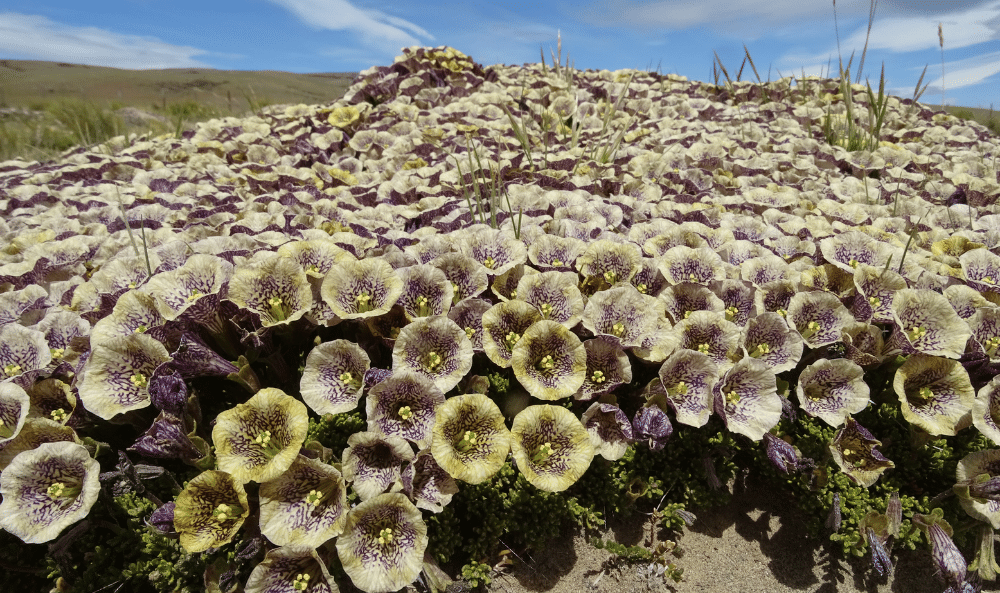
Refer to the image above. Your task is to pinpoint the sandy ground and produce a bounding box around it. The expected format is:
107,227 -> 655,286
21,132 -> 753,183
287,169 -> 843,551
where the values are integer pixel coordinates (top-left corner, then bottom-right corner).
483,475 -> 998,593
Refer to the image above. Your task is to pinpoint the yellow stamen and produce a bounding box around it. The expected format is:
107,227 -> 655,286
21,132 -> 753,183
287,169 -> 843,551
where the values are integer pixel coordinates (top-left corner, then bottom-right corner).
591,370 -> 606,384
398,406 -> 413,421
130,373 -> 148,389
293,573 -> 311,591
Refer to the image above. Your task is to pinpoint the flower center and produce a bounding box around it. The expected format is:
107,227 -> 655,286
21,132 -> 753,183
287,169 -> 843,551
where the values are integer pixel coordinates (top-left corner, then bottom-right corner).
536,354 -> 555,373
465,326 -> 476,340
134,325 -> 147,334
398,406 -> 413,421
725,305 -> 738,321
253,430 -> 282,458
551,259 -> 563,267
483,256 -> 495,269
636,283 -> 648,294
985,336 -> 1000,357
610,321 -> 626,337
591,370 -> 606,384
50,408 -> 68,423
187,289 -> 202,302
748,342 -> 772,358
531,441 -> 555,464
603,270 -> 618,284
667,381 -> 688,397
130,372 -> 149,389
982,276 -> 996,285
292,573 -> 311,591
848,258 -> 859,268
540,303 -> 553,319
423,351 -> 443,372
725,389 -> 740,406
212,502 -> 244,523
907,325 -> 927,343
0,420 -> 12,439
339,371 -> 362,390
912,386 -> 935,404
355,293 -> 373,313
696,343 -> 710,354
46,481 -> 82,502
451,282 -> 462,303
455,430 -> 478,453
415,295 -> 432,317
868,295 -> 881,308
504,331 -> 521,351
799,320 -> 820,340
267,296 -> 289,322
50,347 -> 65,360
304,489 -> 325,506
378,527 -> 395,545
3,363 -> 22,377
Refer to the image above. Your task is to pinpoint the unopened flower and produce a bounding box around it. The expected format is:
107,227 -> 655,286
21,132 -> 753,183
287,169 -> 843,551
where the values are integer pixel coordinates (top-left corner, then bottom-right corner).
0,442 -> 100,544
336,492 -> 428,593
893,354 -> 975,436
212,388 -> 310,484
173,470 -> 249,553
510,405 -> 594,492
431,394 -> 510,484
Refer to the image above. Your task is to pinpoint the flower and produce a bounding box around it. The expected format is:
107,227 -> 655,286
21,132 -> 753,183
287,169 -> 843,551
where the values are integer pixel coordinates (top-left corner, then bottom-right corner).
395,263 -> 455,321
671,309 -> 741,369
391,315 -> 473,393
712,358 -> 781,441
77,333 -> 171,420
852,263 -> 907,324
321,257 -> 403,319
173,470 -> 249,553
89,290 -> 165,346
785,290 -> 857,348
0,417 -> 81,471
336,492 -> 428,593
890,288 -> 972,359
0,323 -> 51,386
143,253 -> 233,327
819,230 -> 897,274
456,225 -> 527,276
245,546 -> 339,593
575,238 -> 643,286
656,245 -> 726,285
954,449 -> 1000,529
795,358 -> 870,427
481,299 -> 542,368
581,284 -> 667,350
961,248 -> 1000,293
829,418 -> 894,487
226,254 -> 314,327
299,339 -> 371,415
973,376 -> 1000,446
0,442 -> 100,544
527,234 -> 586,271
401,449 -> 460,512
447,297 -> 492,353
576,337 -> 632,401
510,405 -> 594,492
658,349 -> 720,428
581,402 -> 634,460
739,311 -> 804,374
429,251 -> 489,304
659,282 -> 724,322
893,354 -> 975,436
342,431 -> 415,500
212,388 -> 310,484
969,307 -> 1000,362
0,380 -> 30,445
366,371 -> 446,447
515,270 -> 585,328
430,394 -> 511,484
258,455 -> 348,547
510,320 -> 587,400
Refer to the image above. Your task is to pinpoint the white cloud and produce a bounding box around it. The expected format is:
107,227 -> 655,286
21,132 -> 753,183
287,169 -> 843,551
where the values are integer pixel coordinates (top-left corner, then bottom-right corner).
266,0 -> 433,57
0,12 -> 213,69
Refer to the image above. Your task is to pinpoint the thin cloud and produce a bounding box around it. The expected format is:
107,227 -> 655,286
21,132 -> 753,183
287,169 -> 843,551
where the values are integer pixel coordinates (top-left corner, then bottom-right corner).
0,12 -> 212,69
266,0 -> 434,57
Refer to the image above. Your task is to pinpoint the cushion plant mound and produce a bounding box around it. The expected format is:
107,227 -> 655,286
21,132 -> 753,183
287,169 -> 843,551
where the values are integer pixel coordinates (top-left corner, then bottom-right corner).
0,38 -> 999,593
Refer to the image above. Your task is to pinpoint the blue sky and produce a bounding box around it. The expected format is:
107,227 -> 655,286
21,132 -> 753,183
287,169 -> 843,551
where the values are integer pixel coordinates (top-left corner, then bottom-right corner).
1,0 -> 998,109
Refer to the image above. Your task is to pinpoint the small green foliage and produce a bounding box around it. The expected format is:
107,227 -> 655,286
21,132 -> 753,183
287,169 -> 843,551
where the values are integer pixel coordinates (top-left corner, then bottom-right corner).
488,371 -> 510,397
590,537 -> 652,562
305,410 -> 366,454
460,560 -> 492,588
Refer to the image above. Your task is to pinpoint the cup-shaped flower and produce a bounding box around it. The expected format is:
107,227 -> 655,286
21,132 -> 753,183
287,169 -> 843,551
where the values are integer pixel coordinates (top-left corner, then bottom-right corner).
396,264 -> 454,321
961,248 -> 1000,293
456,226 -> 528,276
658,282 -> 724,323
820,230 -> 897,274
510,405 -> 594,492
575,238 -> 642,286
430,394 -> 511,484
448,297 -> 492,353
481,299 -> 542,368
795,358 -> 870,427
0,381 -> 30,444
391,315 -> 473,393
582,284 -> 666,350
227,255 -> 313,327
577,337 -> 632,401
89,290 -> 165,347
0,442 -> 100,544
0,417 -> 81,471
739,311 -> 804,374
321,257 -> 403,319
77,332 -> 171,420
656,245 -> 726,286
671,310 -> 741,370
890,289 -> 972,359
258,455 -> 348,547
245,546 -> 338,593
581,402 -> 634,461
275,237 -> 355,278
212,388 -> 310,484
342,431 -> 415,501
366,371 -> 445,447
894,354 -> 975,436
853,263 -> 907,324
516,270 -> 585,328
510,320 -> 587,401
658,349 -> 720,428
0,323 -> 51,384
401,449 -> 459,513
336,492 -> 428,593
143,253 -> 233,325
527,234 -> 585,271
712,358 -> 781,441
955,449 -> 1000,528
173,469 -> 249,553
973,376 -> 1000,446
300,339 -> 370,415
429,251 -> 489,303
785,290 -> 857,348
969,307 -> 1000,362
829,418 -> 894,487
